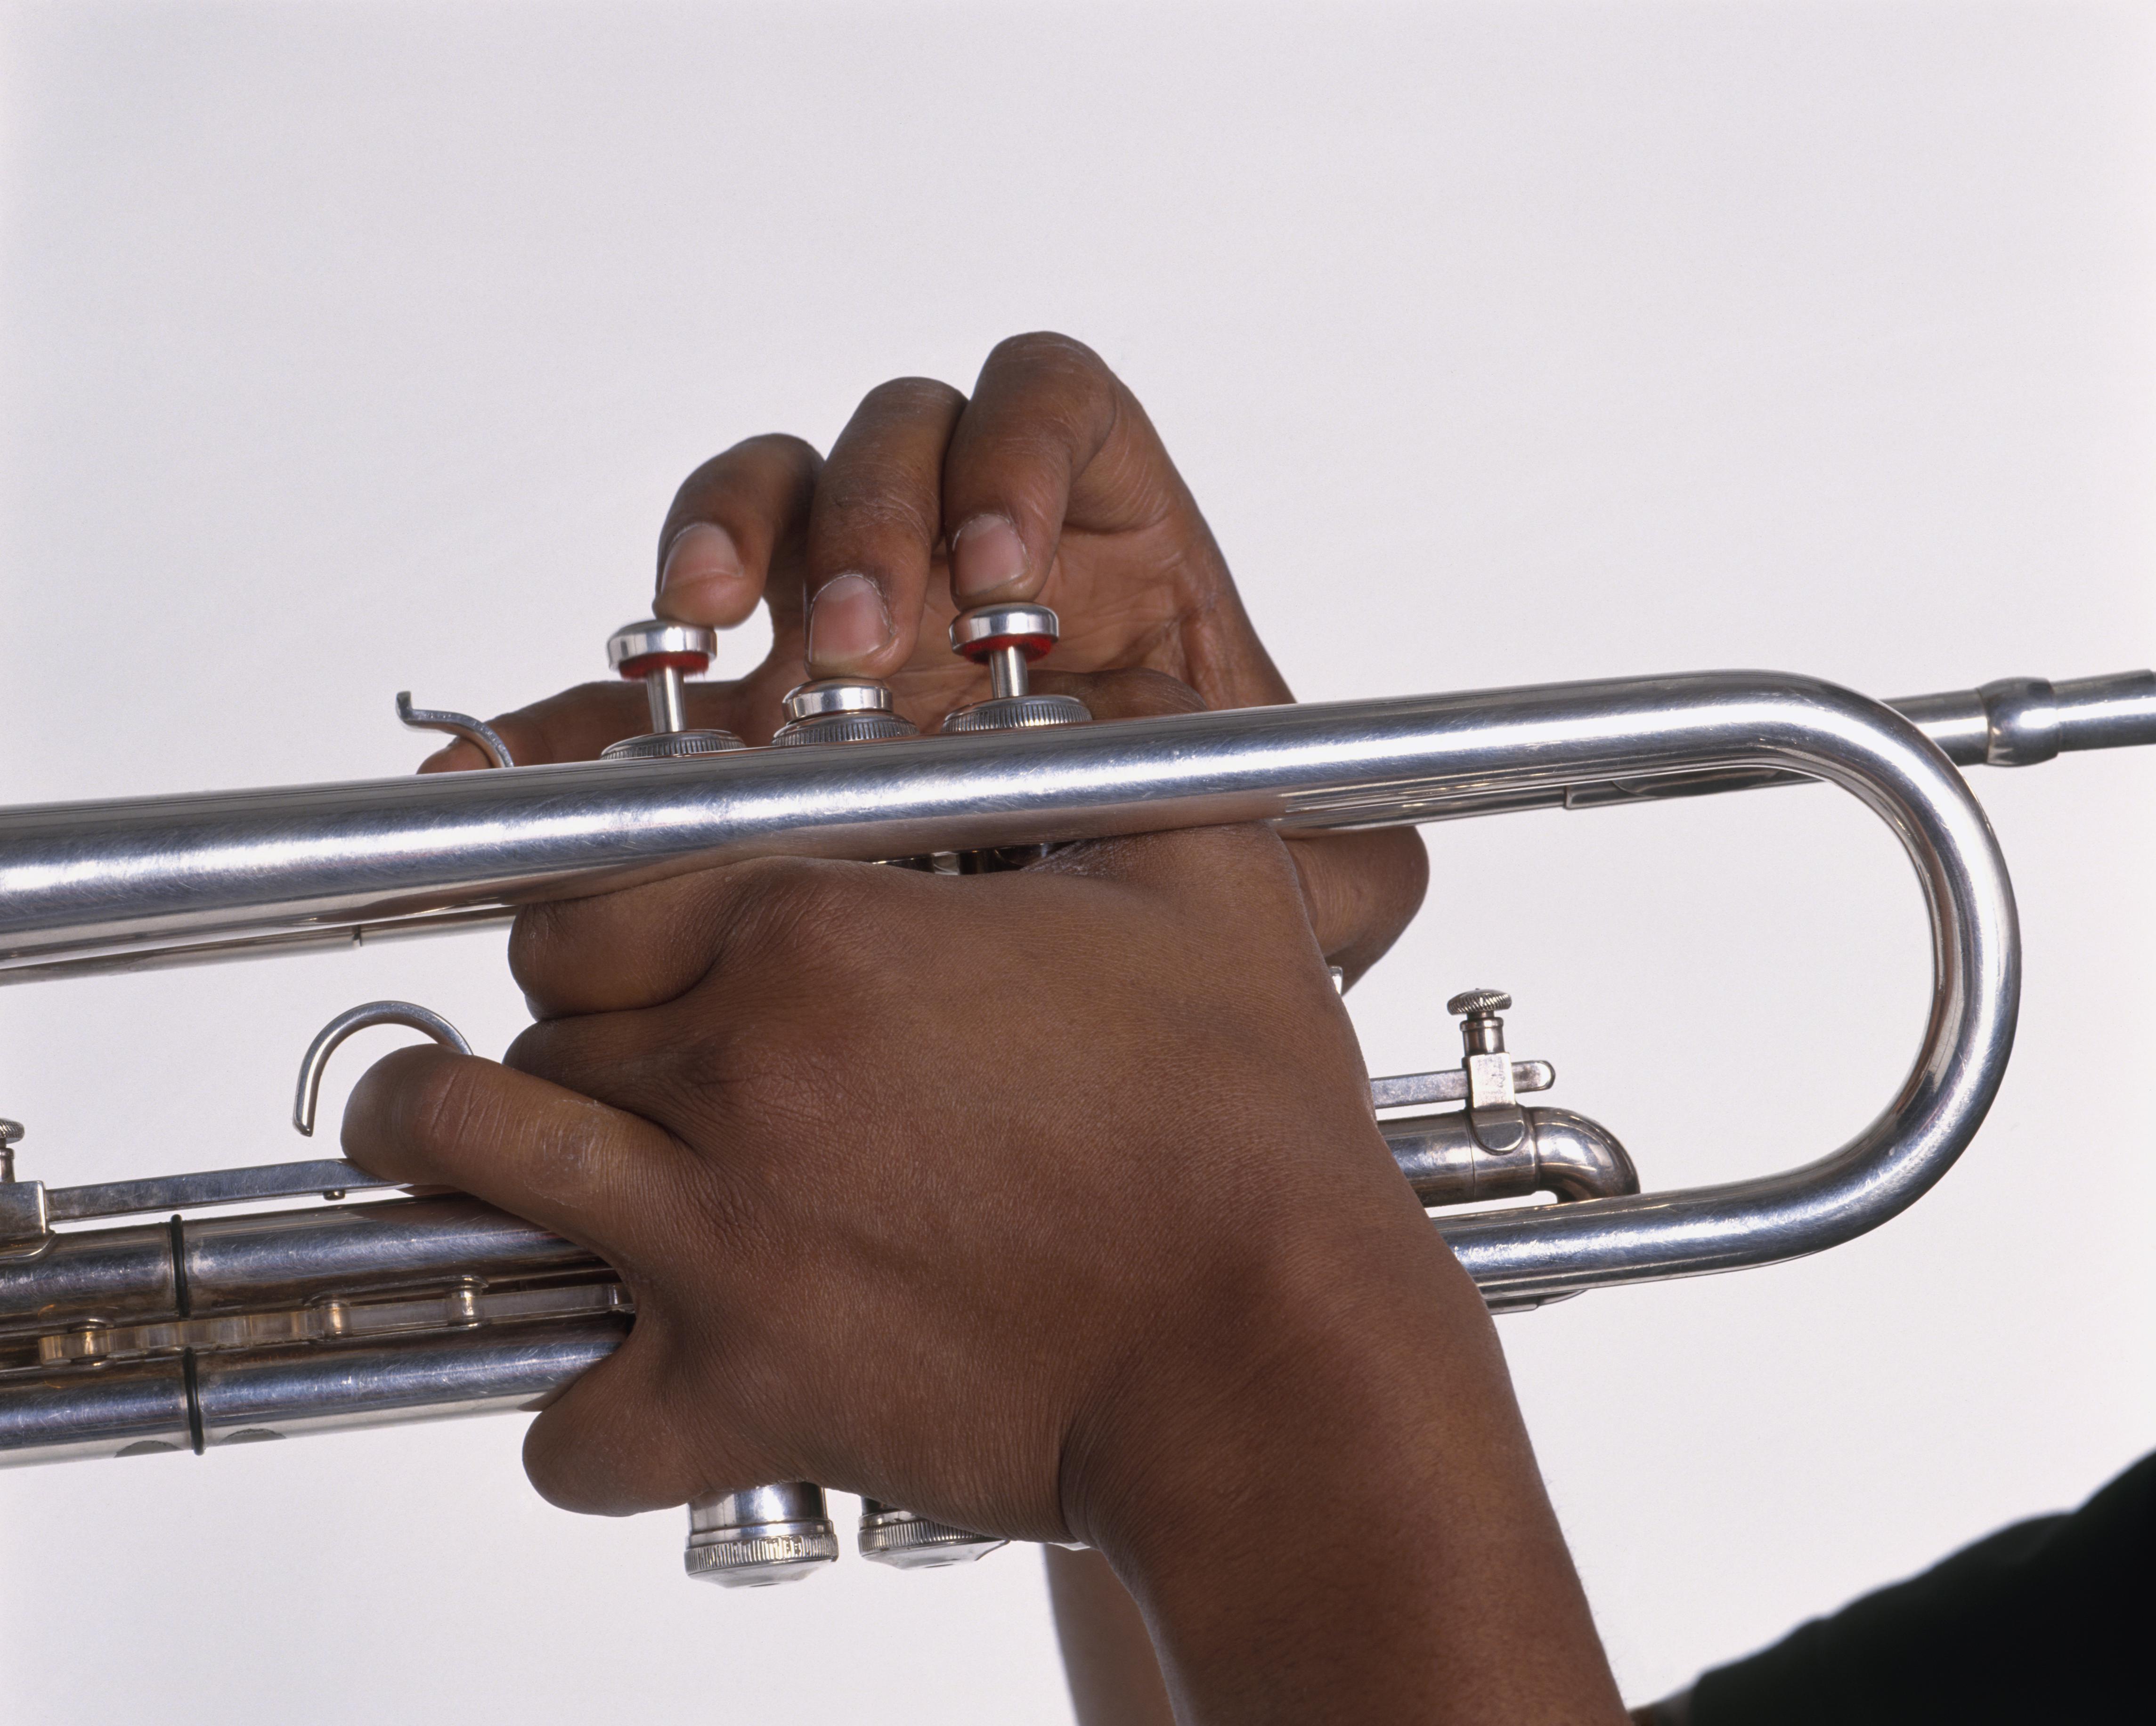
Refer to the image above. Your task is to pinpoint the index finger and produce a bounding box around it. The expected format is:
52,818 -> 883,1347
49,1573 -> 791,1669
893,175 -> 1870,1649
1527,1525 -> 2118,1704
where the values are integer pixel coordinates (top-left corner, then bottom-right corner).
342,1043 -> 685,1267
801,378 -> 967,678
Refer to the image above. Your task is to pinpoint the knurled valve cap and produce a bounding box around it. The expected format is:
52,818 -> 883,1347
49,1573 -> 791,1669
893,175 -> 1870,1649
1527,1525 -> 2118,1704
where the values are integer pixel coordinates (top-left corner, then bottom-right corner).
941,603 -> 1091,734
600,618 -> 744,760
856,1499 -> 1007,1570
1448,989 -> 1512,1060
683,1484 -> 841,1588
771,679 -> 921,747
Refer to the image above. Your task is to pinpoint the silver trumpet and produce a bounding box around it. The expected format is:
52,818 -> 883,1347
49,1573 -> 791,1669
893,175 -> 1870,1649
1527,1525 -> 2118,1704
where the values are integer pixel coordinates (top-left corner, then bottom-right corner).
1,600 -> 2152,1584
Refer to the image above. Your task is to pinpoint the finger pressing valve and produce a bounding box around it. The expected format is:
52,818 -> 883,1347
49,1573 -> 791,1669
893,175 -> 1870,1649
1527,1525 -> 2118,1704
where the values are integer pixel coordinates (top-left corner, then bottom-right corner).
940,604 -> 1091,733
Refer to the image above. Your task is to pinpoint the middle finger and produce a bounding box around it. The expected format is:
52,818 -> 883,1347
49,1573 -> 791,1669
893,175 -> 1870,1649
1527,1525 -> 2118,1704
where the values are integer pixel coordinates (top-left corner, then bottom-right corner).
802,377 -> 966,679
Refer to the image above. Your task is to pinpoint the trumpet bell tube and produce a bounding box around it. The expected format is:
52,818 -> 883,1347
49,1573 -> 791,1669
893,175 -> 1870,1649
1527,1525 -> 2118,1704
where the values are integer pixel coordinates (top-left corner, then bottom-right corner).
0,666 -> 2151,1578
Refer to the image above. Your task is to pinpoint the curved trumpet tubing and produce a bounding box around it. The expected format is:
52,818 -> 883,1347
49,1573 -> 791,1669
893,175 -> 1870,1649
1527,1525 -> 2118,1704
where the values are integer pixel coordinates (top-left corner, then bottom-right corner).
2,669 -> 2148,982
1429,675 -> 2019,1304
0,666 -> 2149,1514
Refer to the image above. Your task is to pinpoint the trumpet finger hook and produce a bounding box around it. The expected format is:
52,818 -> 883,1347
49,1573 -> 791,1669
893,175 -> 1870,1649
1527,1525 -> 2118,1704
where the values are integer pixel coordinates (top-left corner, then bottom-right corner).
396,692 -> 515,770
293,1000 -> 473,1137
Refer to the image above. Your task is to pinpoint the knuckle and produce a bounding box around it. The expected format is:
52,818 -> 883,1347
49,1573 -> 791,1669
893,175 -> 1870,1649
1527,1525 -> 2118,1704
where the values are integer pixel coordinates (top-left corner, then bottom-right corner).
715,858 -> 874,973
397,1051 -> 490,1156
988,330 -> 1108,383
728,430 -> 822,477
501,1017 -> 570,1083
667,438 -> 822,543
855,374 -> 966,425
1077,666 -> 1208,720
506,901 -> 583,1003
815,481 -> 939,552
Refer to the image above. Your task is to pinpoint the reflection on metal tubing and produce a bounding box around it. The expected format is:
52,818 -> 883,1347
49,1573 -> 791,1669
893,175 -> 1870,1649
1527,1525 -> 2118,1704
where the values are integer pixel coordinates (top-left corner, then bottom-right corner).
0,665 -> 2143,1477
0,1317 -> 627,1468
192,1317 -> 626,1447
0,1197 -> 595,1341
0,669 -> 2139,979
1383,1107 -> 1637,1208
182,1196 -> 594,1316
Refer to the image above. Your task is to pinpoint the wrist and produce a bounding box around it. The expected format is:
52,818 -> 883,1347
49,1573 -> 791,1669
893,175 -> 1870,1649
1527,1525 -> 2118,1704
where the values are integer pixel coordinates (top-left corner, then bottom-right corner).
1079,1217 -> 1497,1594
1061,1164 -> 1622,1724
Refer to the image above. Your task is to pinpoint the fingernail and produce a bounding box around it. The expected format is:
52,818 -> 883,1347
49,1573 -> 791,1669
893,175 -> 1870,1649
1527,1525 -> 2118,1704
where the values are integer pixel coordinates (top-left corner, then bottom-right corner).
806,573 -> 894,671
950,514 -> 1028,599
657,522 -> 750,621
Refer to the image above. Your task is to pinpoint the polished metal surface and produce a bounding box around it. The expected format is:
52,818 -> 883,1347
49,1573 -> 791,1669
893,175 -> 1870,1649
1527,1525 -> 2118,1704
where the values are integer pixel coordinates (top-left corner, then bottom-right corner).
772,679 -> 919,746
47,1159 -> 397,1223
604,617 -> 728,749
0,1179 -> 618,1469
1893,671 -> 2156,766
181,1196 -> 596,1314
0,1177 -> 49,1253
396,692 -> 516,770
1367,1059 -> 1554,1110
0,672 -> 2044,1306
191,1317 -> 626,1449
942,600 -> 1089,732
1446,989 -> 1527,1153
0,659 -> 2146,1582
600,729 -> 743,760
940,692 -> 1091,733
293,1000 -> 472,1137
857,1499 -> 1008,1568
948,600 -> 1058,703
781,678 -> 896,718
0,1011 -> 1638,1568
949,602 -> 1059,658
684,1483 -> 842,1586
2,669 -> 2131,979
0,1308 -> 626,1467
1383,1108 -> 1637,1208
0,1193 -> 594,1337
607,618 -> 717,671
1446,989 -> 1512,1024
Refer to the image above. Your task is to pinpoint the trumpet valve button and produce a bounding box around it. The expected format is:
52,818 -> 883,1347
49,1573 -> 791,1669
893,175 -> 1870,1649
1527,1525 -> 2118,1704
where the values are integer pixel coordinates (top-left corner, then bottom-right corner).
943,602 -> 1090,733
608,619 -> 717,680
949,602 -> 1059,667
772,679 -> 921,746
609,617 -> 716,737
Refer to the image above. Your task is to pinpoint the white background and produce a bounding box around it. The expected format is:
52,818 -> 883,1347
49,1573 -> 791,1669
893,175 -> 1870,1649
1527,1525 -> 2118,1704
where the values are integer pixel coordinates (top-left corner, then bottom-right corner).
2,2 -> 2152,1719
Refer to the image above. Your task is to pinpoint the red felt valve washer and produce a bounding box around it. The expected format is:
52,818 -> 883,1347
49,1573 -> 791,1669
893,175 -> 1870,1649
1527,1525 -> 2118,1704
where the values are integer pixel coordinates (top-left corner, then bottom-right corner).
617,650 -> 710,679
958,632 -> 1055,664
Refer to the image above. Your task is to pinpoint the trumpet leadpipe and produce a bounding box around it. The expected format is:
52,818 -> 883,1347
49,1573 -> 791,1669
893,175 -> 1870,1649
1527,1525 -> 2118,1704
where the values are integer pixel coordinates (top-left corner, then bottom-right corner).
0,670 -> 2148,983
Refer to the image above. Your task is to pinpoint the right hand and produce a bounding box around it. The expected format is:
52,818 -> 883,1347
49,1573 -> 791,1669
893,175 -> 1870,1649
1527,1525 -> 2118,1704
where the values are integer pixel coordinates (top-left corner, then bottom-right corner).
342,817 -> 1621,1724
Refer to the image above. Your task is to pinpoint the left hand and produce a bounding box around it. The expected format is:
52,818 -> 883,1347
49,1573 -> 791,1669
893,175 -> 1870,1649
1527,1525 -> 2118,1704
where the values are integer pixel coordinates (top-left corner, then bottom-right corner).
419,332 -> 1427,981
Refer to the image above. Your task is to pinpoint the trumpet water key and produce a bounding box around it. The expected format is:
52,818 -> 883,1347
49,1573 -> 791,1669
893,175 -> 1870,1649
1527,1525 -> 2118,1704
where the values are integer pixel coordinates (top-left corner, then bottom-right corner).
0,605 -> 2151,1586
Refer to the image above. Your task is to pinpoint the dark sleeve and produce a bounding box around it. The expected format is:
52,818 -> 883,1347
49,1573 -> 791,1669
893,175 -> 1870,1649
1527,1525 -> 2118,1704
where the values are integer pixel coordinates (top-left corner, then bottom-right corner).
1687,1449 -> 2156,1726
